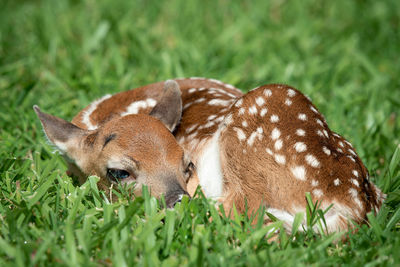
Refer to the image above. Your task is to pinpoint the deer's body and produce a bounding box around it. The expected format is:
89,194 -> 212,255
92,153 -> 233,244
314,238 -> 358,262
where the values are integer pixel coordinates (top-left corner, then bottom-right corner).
35,78 -> 385,232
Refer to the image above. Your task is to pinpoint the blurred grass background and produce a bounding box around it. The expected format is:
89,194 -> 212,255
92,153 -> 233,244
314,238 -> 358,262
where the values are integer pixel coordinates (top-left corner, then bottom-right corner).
0,0 -> 400,265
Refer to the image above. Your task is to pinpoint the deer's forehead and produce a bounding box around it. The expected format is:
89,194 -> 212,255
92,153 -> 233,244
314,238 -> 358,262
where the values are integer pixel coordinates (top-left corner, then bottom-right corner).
98,116 -> 184,160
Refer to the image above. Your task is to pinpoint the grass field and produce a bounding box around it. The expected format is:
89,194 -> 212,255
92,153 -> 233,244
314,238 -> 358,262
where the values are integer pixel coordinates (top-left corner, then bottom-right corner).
1,0 -> 400,265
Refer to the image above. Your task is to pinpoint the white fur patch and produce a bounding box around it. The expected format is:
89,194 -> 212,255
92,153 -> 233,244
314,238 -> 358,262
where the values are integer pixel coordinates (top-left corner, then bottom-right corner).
291,166 -> 306,181
271,128 -> 281,140
298,113 -> 307,121
233,127 -> 246,141
263,89 -> 272,97
322,146 -> 331,155
208,99 -> 232,106
287,89 -> 296,97
294,142 -> 307,152
196,131 -> 224,198
270,114 -> 279,123
312,189 -> 323,198
121,98 -> 157,117
274,139 -> 283,150
82,94 -> 112,130
305,154 -> 320,168
274,154 -> 286,165
351,179 -> 360,187
260,108 -> 268,117
235,98 -> 243,107
256,97 -> 265,106
249,105 -> 258,114
296,129 -> 305,136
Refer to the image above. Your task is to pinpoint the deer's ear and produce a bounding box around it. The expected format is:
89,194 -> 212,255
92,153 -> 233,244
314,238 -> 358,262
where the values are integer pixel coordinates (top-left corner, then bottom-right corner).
149,80 -> 182,132
33,105 -> 87,153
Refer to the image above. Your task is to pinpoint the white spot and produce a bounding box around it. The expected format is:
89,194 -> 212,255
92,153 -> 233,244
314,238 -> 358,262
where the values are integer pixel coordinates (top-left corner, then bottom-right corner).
298,113 -> 307,121
260,108 -> 268,117
208,115 -> 217,121
349,188 -> 363,210
296,129 -> 305,136
274,139 -> 283,150
188,88 -> 197,93
249,105 -> 258,114
256,127 -> 263,134
349,149 -> 357,156
294,142 -> 307,153
347,155 -> 356,162
334,178 -> 341,186
238,108 -> 245,115
242,120 -> 248,127
120,98 -> 156,117
333,133 -> 340,138
208,99 -> 232,106
271,128 -> 281,140
310,105 -> 318,114
285,99 -> 292,106
316,119 -> 324,127
197,130 -> 223,198
322,146 -> 331,155
235,98 -> 243,107
187,132 -> 197,140
287,89 -> 296,97
352,170 -> 359,177
264,89 -> 272,97
351,179 -> 360,187
323,130 -> 329,138
266,148 -> 273,155
305,154 -> 320,168
209,78 -> 224,85
256,97 -> 265,106
270,114 -> 279,123
82,94 -> 112,130
202,121 -> 215,129
317,130 -> 324,137
312,189 -> 323,198
339,141 -> 344,147
337,148 -> 343,153
247,131 -> 258,146
291,166 -> 306,181
233,127 -> 246,141
185,124 -> 198,133
345,140 -> 353,147
223,114 -> 232,125
349,188 -> 358,198
274,154 -> 286,165
311,180 -> 319,187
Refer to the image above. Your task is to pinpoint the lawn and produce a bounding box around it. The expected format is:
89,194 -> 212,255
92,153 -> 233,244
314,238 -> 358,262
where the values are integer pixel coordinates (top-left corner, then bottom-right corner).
1,0 -> 400,265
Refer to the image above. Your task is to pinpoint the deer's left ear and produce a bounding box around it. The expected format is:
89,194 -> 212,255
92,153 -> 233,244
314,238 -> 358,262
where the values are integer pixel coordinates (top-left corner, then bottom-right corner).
149,80 -> 182,132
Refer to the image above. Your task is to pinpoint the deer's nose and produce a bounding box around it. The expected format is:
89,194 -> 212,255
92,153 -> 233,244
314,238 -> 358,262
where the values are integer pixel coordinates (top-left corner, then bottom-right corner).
166,191 -> 190,208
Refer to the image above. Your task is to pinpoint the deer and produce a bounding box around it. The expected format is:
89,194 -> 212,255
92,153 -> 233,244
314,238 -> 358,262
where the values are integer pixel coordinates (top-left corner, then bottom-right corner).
34,77 -> 385,233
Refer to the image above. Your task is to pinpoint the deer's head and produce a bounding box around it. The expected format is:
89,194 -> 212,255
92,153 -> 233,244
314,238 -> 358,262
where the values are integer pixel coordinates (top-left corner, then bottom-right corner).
34,81 -> 193,208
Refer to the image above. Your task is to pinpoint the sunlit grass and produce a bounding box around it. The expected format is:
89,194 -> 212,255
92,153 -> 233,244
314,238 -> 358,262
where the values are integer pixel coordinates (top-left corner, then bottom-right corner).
1,0 -> 399,265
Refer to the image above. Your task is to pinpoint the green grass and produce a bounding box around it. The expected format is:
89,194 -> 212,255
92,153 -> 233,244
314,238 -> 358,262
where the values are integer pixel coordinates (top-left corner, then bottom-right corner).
1,0 -> 400,265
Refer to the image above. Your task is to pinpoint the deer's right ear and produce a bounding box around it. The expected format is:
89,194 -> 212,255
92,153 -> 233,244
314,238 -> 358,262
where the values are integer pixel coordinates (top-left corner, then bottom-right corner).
149,80 -> 182,132
33,105 -> 87,153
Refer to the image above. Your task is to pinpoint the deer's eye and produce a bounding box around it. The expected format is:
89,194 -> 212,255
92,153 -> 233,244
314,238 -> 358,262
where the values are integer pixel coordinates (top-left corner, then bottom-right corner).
184,162 -> 195,181
107,168 -> 130,182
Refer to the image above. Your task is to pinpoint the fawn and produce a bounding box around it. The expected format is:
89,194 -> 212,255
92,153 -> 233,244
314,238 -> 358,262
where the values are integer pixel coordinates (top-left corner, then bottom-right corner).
35,78 -> 385,232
